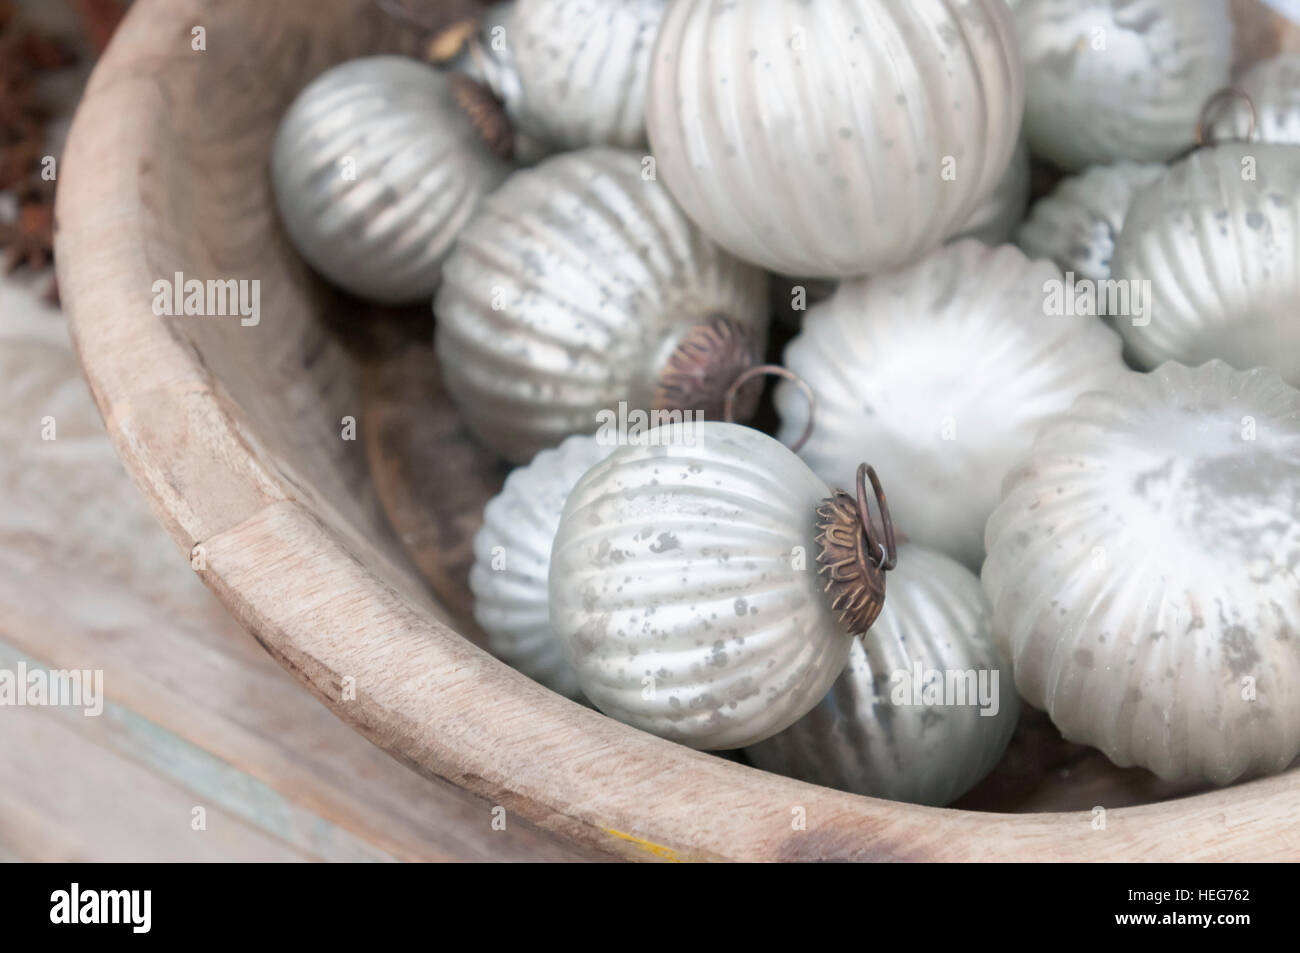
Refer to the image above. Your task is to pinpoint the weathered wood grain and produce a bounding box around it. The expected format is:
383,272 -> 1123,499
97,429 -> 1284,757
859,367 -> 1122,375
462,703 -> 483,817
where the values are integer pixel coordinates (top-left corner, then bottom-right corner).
0,268 -> 601,861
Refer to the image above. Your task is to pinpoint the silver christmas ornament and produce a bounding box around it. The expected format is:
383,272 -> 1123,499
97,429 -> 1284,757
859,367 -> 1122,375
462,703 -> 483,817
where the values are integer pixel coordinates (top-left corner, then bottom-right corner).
549,422 -> 898,750
1111,142 -> 1300,386
436,0 -> 666,153
645,0 -> 1024,278
1014,0 -> 1235,171
1017,161 -> 1164,284
271,56 -> 510,304
983,361 -> 1300,785
434,148 -> 769,463
747,542 -> 1019,807
470,434 -> 611,700
775,240 -> 1126,569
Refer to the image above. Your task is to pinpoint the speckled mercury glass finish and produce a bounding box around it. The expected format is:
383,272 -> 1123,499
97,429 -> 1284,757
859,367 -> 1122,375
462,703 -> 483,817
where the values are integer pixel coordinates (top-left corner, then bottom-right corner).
983,362 -> 1300,785
499,0 -> 667,150
271,57 -> 509,303
775,240 -> 1126,569
747,543 -> 1019,806
471,435 -> 610,700
645,0 -> 1024,278
1017,161 -> 1165,283
548,423 -> 854,750
1013,0 -> 1234,171
435,148 -> 768,463
1111,144 -> 1300,386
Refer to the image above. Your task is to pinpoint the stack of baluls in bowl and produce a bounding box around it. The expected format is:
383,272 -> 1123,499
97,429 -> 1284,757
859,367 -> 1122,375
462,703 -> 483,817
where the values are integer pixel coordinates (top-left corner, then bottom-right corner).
269,0 -> 1300,810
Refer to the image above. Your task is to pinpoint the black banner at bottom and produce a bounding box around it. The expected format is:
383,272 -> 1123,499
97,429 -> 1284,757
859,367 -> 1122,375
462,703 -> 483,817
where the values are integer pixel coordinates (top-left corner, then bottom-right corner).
0,862 -> 1282,940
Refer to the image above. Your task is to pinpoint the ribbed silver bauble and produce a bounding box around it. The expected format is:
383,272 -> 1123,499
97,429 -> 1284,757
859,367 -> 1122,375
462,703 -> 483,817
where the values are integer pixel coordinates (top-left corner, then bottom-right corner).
1014,0 -> 1234,170
434,148 -> 769,463
271,56 -> 510,303
747,542 -> 1019,807
1111,143 -> 1300,386
549,422 -> 895,750
437,0 -> 666,152
1017,161 -> 1165,283
775,240 -> 1126,569
984,361 -> 1300,785
645,0 -> 1024,278
470,434 -> 610,700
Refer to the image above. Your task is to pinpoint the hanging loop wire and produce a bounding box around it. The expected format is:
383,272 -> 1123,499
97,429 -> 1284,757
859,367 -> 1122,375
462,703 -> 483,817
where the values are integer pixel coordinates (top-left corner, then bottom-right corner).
856,463 -> 897,571
723,365 -> 816,454
1196,86 -> 1258,148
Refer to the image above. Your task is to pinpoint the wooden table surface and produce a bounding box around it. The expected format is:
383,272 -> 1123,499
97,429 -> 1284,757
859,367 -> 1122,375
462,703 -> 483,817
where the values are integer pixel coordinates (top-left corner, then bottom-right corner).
0,269 -> 598,861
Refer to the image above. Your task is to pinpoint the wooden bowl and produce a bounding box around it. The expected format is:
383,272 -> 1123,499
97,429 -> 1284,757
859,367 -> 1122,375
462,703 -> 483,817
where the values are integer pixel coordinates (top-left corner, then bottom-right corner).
56,0 -> 1300,860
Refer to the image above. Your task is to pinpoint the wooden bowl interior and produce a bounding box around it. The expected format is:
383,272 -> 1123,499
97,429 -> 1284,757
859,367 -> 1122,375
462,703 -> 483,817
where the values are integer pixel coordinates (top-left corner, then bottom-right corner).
138,4 -> 415,573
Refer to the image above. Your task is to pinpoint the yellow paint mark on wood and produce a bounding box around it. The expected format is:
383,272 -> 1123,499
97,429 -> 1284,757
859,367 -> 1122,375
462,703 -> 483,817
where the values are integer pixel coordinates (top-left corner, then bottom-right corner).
603,828 -> 682,862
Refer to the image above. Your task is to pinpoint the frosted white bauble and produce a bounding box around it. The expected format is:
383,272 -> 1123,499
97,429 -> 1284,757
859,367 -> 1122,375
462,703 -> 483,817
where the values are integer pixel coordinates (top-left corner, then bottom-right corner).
776,240 -> 1125,568
645,0 -> 1024,278
747,543 -> 1018,806
956,138 -> 1032,246
1017,161 -> 1164,283
1014,0 -> 1234,171
549,423 -> 861,750
435,148 -> 769,463
470,435 -> 610,700
271,56 -> 509,303
983,361 -> 1300,785
1111,143 -> 1300,386
1207,55 -> 1300,147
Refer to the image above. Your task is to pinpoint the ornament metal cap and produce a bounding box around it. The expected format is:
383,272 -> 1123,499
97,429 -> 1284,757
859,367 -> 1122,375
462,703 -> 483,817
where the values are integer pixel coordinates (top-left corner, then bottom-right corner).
654,319 -> 818,453
653,316 -> 762,424
371,1 -> 515,159
816,464 -> 898,637
448,73 -> 513,160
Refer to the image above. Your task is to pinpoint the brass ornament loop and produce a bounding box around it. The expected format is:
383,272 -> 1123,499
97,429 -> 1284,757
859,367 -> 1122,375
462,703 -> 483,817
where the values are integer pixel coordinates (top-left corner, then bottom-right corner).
723,365 -> 816,454
856,463 -> 897,572
1196,86 -> 1258,148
